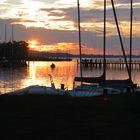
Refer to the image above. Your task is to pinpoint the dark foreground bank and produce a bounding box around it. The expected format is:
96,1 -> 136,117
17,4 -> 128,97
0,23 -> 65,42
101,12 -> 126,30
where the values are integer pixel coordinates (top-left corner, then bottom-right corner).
0,93 -> 140,140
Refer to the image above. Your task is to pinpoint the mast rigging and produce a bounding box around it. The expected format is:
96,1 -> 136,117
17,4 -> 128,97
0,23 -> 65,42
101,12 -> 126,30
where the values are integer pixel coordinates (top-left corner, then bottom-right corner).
111,0 -> 131,80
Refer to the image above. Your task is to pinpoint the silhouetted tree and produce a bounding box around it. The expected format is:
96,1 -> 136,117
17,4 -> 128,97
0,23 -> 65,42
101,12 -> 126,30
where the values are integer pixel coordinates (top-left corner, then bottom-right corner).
0,41 -> 29,60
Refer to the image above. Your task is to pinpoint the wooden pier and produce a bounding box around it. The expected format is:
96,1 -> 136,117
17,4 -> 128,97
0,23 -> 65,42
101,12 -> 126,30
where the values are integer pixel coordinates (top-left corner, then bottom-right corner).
78,59 -> 140,70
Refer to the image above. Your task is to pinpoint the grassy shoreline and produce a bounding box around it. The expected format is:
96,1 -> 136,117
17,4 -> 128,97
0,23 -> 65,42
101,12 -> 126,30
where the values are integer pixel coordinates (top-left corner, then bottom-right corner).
0,93 -> 140,139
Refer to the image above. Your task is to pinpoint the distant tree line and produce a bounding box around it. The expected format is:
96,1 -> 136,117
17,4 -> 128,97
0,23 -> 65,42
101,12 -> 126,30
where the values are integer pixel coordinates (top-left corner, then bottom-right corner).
0,41 -> 29,60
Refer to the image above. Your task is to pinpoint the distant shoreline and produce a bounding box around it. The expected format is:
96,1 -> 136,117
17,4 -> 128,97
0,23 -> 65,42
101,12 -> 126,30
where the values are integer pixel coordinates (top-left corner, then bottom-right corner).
26,58 -> 72,61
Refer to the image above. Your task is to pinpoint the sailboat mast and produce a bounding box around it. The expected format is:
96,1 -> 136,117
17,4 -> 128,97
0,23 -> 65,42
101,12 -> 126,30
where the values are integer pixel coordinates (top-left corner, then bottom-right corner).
103,0 -> 106,86
130,0 -> 133,81
5,24 -> 7,42
77,0 -> 83,85
11,24 -> 14,59
12,24 -> 14,42
111,0 -> 131,80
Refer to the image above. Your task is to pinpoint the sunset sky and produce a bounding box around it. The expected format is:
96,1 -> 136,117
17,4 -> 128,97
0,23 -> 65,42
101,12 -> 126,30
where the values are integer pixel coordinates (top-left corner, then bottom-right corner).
0,0 -> 140,55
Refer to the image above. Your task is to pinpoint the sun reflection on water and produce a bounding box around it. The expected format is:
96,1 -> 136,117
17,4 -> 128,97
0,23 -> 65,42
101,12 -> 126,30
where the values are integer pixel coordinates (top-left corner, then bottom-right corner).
24,61 -> 76,90
0,59 -> 140,94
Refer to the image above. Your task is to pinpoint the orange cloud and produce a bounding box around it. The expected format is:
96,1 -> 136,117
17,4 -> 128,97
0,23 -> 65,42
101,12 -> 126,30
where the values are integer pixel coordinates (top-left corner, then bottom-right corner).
28,41 -> 102,55
27,40 -> 140,55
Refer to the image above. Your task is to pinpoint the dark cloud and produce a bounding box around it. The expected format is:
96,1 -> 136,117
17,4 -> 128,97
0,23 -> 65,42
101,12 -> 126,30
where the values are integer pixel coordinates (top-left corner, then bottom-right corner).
39,3 -> 140,25
114,0 -> 139,4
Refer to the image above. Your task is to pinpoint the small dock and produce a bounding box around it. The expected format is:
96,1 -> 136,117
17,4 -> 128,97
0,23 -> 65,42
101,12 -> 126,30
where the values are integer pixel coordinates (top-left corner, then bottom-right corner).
78,59 -> 140,70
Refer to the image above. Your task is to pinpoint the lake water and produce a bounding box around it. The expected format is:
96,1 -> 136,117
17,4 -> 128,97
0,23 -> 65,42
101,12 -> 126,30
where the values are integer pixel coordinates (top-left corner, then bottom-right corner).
0,59 -> 140,94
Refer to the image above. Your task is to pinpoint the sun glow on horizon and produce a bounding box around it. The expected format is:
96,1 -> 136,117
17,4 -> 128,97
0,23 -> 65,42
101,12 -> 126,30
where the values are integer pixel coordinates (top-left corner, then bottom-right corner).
28,40 -> 40,50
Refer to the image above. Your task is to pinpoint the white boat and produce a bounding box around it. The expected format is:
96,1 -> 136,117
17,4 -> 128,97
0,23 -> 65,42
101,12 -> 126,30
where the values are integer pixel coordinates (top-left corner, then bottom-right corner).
28,85 -> 65,95
11,85 -> 66,96
68,84 -> 121,97
105,87 -> 121,94
68,85 -> 103,97
11,74 -> 67,96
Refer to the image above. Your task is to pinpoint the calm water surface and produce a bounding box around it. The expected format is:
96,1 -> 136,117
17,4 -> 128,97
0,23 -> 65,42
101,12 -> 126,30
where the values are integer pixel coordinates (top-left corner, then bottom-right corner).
0,59 -> 140,94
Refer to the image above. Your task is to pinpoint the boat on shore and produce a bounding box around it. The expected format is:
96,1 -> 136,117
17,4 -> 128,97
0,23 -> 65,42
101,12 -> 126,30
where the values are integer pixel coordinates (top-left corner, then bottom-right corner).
8,84 -> 121,97
9,85 -> 66,96
68,85 -> 121,97
73,0 -> 136,95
